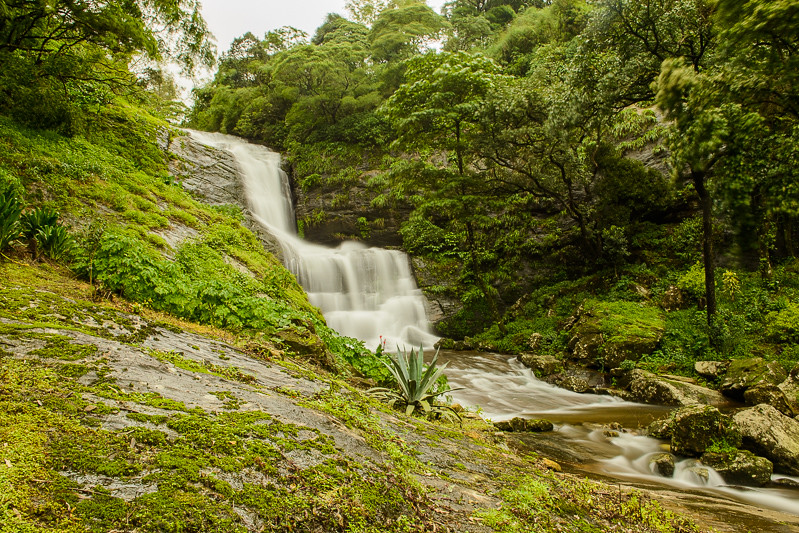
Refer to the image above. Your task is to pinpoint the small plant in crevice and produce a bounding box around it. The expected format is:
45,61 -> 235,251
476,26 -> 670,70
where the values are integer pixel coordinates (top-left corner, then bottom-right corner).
368,345 -> 461,423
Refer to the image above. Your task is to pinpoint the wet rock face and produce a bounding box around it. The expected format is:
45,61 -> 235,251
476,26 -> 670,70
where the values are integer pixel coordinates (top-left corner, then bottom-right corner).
668,405 -> 742,457
169,135 -> 243,205
733,403 -> 799,476
168,133 -> 284,257
720,357 -> 788,401
700,450 -> 773,487
494,417 -> 554,433
778,366 -> 799,416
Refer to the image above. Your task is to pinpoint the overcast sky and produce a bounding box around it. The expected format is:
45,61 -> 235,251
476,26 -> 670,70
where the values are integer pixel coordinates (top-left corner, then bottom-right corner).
199,0 -> 447,54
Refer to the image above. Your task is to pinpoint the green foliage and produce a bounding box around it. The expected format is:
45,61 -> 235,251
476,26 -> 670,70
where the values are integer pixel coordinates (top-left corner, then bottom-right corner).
766,302 -> 799,344
677,262 -> 706,300
0,189 -> 22,252
19,207 -> 59,239
35,225 -> 75,261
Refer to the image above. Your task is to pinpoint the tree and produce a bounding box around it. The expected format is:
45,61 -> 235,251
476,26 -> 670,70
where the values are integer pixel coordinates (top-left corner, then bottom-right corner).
382,51 -> 511,329
587,0 -> 716,102
0,0 -> 214,127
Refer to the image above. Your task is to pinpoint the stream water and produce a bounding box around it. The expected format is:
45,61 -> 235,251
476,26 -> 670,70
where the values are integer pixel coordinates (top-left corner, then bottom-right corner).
185,130 -> 798,526
439,350 -> 799,521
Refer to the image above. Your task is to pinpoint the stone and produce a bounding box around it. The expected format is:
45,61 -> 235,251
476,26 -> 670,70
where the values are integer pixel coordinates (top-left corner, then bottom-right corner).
733,404 -> 799,475
649,452 -> 675,477
694,360 -> 728,380
669,405 -> 741,457
700,450 -> 773,487
661,286 -> 687,311
684,465 -> 710,483
559,375 -> 590,393
169,134 -> 243,206
647,417 -> 672,439
275,329 -> 337,371
778,373 -> 799,416
494,417 -> 554,433
541,458 -> 562,472
720,357 -> 788,400
517,353 -> 563,376
743,384 -> 796,417
623,369 -> 727,407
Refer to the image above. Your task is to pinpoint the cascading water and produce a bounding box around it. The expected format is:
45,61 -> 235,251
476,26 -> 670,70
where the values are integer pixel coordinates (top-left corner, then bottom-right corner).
188,130 -> 439,350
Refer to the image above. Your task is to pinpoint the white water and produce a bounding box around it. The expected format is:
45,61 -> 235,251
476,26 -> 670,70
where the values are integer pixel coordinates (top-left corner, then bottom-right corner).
187,130 -> 439,350
439,351 -> 799,517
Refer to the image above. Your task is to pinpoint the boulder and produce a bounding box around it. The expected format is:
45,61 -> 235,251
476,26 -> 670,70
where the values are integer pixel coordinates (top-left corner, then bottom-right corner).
647,417 -> 672,439
494,417 -> 554,433
517,353 -> 563,377
565,301 -> 664,370
733,403 -> 799,475
559,375 -> 590,393
649,452 -> 675,477
778,367 -> 799,416
700,450 -> 773,487
720,357 -> 787,400
622,369 -> 727,407
669,405 -> 741,457
743,384 -> 796,417
694,361 -> 728,381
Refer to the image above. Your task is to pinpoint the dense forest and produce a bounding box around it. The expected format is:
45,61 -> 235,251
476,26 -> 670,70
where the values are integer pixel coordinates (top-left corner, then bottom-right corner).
189,0 -> 799,368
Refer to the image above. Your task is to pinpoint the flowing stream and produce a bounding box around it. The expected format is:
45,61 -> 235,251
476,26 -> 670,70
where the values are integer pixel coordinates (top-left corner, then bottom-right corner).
439,350 -> 799,523
187,131 -> 439,350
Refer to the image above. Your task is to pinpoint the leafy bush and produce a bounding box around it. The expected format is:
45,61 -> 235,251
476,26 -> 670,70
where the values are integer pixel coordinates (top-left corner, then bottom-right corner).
766,301 -> 799,343
20,207 -> 59,239
677,262 -> 705,300
35,224 -> 74,260
0,190 -> 22,252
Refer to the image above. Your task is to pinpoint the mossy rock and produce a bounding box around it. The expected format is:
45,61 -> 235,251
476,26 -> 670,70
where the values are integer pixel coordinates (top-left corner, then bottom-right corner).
517,353 -> 563,376
720,357 -> 788,401
275,329 -> 337,371
700,450 -> 773,487
566,300 -> 664,370
669,405 -> 741,457
649,452 -> 675,477
494,417 -> 554,433
734,403 -> 799,476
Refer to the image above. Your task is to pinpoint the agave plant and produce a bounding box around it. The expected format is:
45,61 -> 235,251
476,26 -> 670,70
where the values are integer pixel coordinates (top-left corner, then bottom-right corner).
369,345 -> 461,423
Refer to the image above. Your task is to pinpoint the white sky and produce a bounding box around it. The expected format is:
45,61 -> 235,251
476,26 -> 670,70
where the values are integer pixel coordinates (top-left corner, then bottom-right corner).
199,0 -> 447,54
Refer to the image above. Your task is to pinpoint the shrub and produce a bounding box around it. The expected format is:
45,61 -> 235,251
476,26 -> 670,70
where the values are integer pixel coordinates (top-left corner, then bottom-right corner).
0,190 -> 22,252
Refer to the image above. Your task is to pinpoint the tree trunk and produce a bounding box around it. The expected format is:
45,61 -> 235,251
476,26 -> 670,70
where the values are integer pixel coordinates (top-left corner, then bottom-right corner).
692,170 -> 716,327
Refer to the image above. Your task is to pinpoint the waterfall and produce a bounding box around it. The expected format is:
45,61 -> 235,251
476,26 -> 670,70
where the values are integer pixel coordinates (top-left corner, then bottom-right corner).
188,130 -> 439,351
